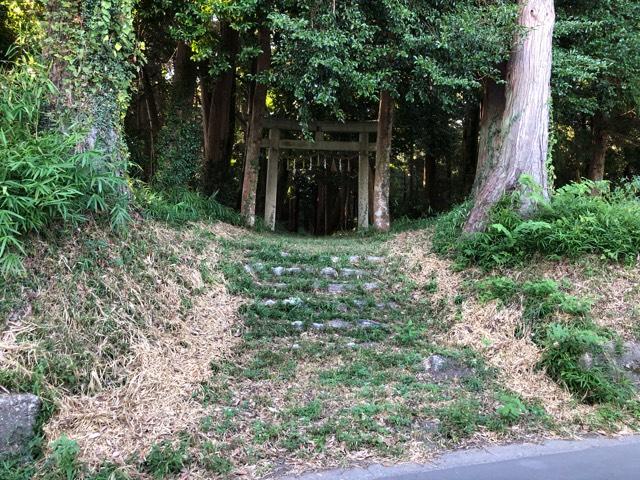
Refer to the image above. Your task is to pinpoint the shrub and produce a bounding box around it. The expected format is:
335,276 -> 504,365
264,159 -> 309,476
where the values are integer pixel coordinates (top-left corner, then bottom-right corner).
435,178 -> 640,268
142,440 -> 189,479
540,323 -> 634,405
0,58 -> 129,275
133,184 -> 243,226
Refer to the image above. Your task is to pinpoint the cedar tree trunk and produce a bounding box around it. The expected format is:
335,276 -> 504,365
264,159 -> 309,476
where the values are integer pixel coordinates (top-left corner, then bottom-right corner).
465,0 -> 555,233
202,23 -> 240,195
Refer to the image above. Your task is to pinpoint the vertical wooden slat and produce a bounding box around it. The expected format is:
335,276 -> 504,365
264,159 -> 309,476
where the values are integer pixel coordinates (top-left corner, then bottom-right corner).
358,132 -> 370,230
265,128 -> 280,231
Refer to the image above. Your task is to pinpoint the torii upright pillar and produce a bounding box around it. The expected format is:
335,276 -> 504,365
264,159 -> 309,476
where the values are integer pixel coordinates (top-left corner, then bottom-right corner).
264,128 -> 280,230
358,132 -> 370,230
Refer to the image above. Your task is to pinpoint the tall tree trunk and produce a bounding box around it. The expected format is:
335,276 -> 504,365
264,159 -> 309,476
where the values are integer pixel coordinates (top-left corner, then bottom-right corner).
202,23 -> 240,195
43,0 -> 135,168
465,0 -> 554,233
173,42 -> 198,119
462,102 -> 481,195
240,27 -> 271,227
587,113 -> 609,182
373,90 -> 394,232
472,65 -> 507,196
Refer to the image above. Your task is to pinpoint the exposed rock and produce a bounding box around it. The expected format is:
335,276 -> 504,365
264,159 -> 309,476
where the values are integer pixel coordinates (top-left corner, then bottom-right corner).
349,255 -> 361,264
244,264 -> 254,274
327,319 -> 352,330
291,321 -> 304,330
321,267 -> 339,278
312,323 -> 325,331
363,282 -> 379,292
422,354 -> 474,381
366,256 -> 385,264
283,297 -> 304,307
0,394 -> 41,457
357,319 -> 381,329
353,299 -> 368,309
340,268 -> 364,278
328,283 -> 352,295
292,344 -> 301,350
581,341 -> 640,388
273,267 -> 285,276
262,299 -> 277,307
286,267 -> 302,275
280,251 -> 291,257
331,256 -> 340,264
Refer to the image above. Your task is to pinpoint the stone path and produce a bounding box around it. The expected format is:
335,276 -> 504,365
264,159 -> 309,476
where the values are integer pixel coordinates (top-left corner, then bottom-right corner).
243,251 -> 395,343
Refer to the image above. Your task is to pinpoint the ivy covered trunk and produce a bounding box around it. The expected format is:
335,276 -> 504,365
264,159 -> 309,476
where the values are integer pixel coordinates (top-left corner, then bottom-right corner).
42,0 -> 136,168
588,113 -> 609,182
465,0 -> 555,233
240,27 -> 271,227
202,22 -> 239,196
373,90 -> 394,232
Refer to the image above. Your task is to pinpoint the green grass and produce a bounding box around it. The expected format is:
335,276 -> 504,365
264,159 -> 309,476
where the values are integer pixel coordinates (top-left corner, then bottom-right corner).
187,228 -> 548,474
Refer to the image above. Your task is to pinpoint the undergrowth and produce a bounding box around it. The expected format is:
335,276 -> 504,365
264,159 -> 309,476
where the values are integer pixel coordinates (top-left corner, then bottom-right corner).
0,57 -> 130,276
475,275 -> 635,406
434,178 -> 640,268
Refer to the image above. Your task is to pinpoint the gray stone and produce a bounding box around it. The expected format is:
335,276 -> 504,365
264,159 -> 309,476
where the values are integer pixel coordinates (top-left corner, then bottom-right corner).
292,344 -> 301,350
422,354 -> 474,381
312,323 -> 325,331
327,319 -> 352,330
349,255 -> 361,264
0,394 -> 41,457
286,267 -> 302,275
584,341 -> 640,388
363,282 -> 379,292
357,319 -> 381,329
244,264 -> 254,274
353,299 -> 368,309
262,299 -> 277,307
321,267 -> 339,278
283,297 -> 304,307
280,251 -> 291,257
328,283 -> 350,295
337,304 -> 349,313
273,267 -> 285,276
366,256 -> 385,264
331,256 -> 340,264
340,268 -> 364,278
291,321 -> 304,330
346,342 -> 357,349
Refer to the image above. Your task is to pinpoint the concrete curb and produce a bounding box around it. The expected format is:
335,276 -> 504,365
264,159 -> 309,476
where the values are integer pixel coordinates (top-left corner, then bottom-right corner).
278,435 -> 640,480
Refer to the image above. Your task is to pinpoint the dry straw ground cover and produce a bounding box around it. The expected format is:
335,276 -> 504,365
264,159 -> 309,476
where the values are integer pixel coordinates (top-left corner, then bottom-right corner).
1,220 -> 245,469
389,229 -> 606,431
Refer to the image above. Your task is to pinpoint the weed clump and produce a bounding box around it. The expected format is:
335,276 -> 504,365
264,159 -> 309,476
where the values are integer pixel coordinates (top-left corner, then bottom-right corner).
435,179 -> 640,268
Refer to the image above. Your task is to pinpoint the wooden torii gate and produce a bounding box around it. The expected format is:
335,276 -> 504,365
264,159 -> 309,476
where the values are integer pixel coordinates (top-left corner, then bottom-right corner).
260,118 -> 378,231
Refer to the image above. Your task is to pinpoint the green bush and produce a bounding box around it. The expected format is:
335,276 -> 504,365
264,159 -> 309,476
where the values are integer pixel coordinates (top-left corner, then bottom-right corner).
435,179 -> 640,268
134,184 -> 243,226
0,58 -> 129,275
540,323 -> 634,405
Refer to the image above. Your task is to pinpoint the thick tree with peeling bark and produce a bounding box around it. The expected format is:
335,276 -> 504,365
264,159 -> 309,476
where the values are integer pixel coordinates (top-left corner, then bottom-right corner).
465,0 -> 555,233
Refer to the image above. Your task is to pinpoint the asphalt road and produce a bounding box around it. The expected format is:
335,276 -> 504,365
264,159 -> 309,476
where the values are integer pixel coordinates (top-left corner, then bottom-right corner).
282,436 -> 640,480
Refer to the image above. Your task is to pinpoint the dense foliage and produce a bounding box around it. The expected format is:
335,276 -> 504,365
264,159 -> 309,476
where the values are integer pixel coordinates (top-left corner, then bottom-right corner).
0,59 -> 128,274
434,178 -> 640,268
